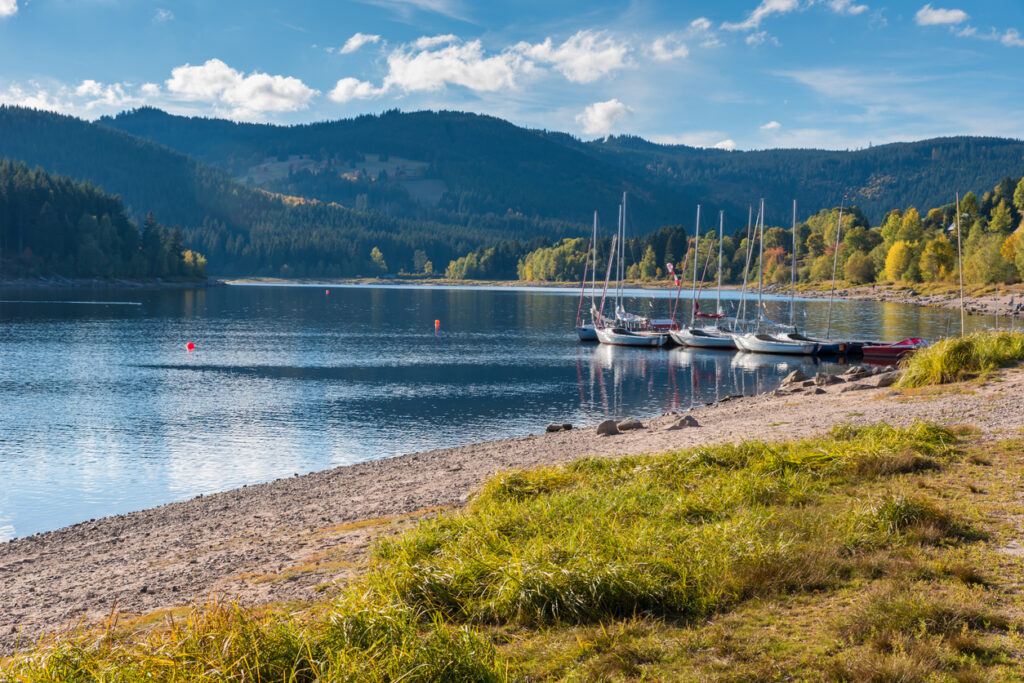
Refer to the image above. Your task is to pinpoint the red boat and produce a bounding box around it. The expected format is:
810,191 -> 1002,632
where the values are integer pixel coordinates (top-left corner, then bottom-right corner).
861,338 -> 928,362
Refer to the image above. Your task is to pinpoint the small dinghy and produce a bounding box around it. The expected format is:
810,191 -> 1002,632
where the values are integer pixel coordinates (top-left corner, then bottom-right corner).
670,326 -> 737,349
576,324 -> 599,342
733,332 -> 818,355
597,327 -> 668,347
861,338 -> 928,362
772,331 -> 856,355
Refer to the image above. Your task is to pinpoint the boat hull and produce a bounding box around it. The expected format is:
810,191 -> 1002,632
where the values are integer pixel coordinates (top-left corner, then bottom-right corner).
862,338 -> 928,362
596,328 -> 667,347
733,333 -> 818,355
670,328 -> 737,349
576,324 -> 599,342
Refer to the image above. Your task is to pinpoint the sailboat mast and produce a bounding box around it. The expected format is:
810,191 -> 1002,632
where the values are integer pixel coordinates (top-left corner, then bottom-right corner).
755,199 -> 764,332
691,204 -> 701,325
597,235 -> 618,325
717,210 -> 724,317
790,199 -> 797,328
824,199 -> 845,339
591,211 -> 599,314
615,202 -> 623,315
739,205 -> 754,328
956,192 -> 965,335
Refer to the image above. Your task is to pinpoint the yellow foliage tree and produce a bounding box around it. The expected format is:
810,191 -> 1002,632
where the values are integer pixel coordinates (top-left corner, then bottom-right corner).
884,241 -> 914,282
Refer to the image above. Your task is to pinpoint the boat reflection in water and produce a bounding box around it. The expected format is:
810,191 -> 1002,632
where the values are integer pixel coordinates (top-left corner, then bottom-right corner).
577,344 -> 850,419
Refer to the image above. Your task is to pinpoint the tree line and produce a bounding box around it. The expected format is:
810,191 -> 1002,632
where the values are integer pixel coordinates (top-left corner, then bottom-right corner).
0,158 -> 205,279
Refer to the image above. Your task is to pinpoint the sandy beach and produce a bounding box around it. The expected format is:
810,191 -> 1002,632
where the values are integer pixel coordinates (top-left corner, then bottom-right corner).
3,363 -> 1024,654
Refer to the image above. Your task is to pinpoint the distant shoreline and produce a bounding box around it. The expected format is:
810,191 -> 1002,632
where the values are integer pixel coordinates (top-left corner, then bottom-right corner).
227,276 -> 1020,319
0,277 -> 222,290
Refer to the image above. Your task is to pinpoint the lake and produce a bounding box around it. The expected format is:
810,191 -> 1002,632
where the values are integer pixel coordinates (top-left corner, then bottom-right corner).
0,283 -> 1002,541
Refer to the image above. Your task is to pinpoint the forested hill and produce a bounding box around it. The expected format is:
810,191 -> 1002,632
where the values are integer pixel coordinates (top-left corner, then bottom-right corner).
0,106 -> 579,277
582,134 -> 1024,224
98,107 -> 710,227
102,107 -> 1024,226
0,158 -> 202,279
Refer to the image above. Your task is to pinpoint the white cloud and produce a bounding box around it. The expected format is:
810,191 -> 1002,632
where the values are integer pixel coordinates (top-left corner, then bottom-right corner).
327,31 -> 632,105
141,82 -> 161,97
690,17 -> 712,32
826,0 -> 868,15
165,58 -> 318,118
722,0 -> 799,31
575,99 -> 632,136
328,77 -> 385,102
0,0 -> 16,18
746,31 -> 768,45
914,4 -> 967,26
515,30 -> 630,83
713,139 -> 737,151
339,32 -> 381,54
411,34 -> 459,49
760,120 -> 782,131
1003,28 -> 1024,47
383,39 -> 525,93
153,8 -> 173,22
649,34 -> 688,61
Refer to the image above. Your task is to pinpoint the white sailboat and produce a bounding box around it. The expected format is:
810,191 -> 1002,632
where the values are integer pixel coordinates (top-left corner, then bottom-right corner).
576,211 -> 600,341
671,209 -> 737,349
596,193 -> 668,347
733,200 -> 818,355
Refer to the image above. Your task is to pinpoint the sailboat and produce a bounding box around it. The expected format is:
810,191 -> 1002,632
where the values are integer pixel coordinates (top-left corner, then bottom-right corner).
596,193 -> 668,347
671,209 -> 737,349
576,211 -> 600,341
733,200 -> 818,355
768,200 -> 851,354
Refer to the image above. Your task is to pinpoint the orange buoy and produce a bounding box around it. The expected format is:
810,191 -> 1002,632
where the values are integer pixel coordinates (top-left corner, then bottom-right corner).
186,342 -> 195,352
434,319 -> 440,329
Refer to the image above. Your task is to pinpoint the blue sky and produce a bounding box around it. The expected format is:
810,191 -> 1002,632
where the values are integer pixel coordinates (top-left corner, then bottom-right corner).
1,0 -> 1022,149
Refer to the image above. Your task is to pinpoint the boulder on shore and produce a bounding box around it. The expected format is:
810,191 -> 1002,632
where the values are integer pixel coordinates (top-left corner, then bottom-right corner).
666,415 -> 700,430
596,419 -> 620,436
815,372 -> 845,386
781,369 -> 809,385
618,418 -> 645,431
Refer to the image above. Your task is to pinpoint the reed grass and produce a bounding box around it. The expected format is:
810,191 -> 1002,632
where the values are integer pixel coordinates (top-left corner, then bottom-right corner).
0,423 -> 973,681
898,330 -> 1024,388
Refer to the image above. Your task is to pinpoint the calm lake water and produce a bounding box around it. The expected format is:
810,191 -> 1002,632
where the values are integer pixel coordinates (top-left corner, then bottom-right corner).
0,283 -> 1004,541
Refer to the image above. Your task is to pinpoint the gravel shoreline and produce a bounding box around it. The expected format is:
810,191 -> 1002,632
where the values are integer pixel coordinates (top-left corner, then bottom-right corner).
3,365 -> 1023,654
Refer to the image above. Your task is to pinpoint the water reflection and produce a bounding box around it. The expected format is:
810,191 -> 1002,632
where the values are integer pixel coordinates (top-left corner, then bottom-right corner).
0,283 -> 1006,541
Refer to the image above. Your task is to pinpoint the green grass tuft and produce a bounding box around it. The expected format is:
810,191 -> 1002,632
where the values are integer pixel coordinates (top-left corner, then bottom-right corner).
1,422 -> 986,681
898,330 -> 1024,388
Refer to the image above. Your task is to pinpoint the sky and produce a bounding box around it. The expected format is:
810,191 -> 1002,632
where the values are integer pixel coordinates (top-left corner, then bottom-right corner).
1,0 -> 1022,150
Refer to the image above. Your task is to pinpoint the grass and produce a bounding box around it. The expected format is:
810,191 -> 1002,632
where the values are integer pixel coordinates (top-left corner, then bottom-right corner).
6,422 -> 1024,681
898,330 -> 1024,388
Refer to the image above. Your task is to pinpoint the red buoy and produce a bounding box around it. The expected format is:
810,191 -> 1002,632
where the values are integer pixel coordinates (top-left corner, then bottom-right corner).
325,289 -> 330,295
186,342 -> 196,352
434,319 -> 440,329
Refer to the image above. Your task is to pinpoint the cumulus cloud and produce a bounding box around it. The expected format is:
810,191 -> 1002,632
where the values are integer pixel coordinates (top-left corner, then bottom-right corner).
649,34 -> 689,61
760,120 -> 782,130
166,58 -> 318,117
515,30 -> 630,83
328,31 -> 632,105
575,99 -> 632,136
328,77 -> 385,102
384,39 -> 525,93
914,4 -> 967,26
687,16 -> 724,48
722,0 -> 799,31
153,8 -> 173,22
339,32 -> 381,54
1003,28 -> 1024,47
713,139 -> 737,151
0,0 -> 16,18
826,0 -> 868,15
